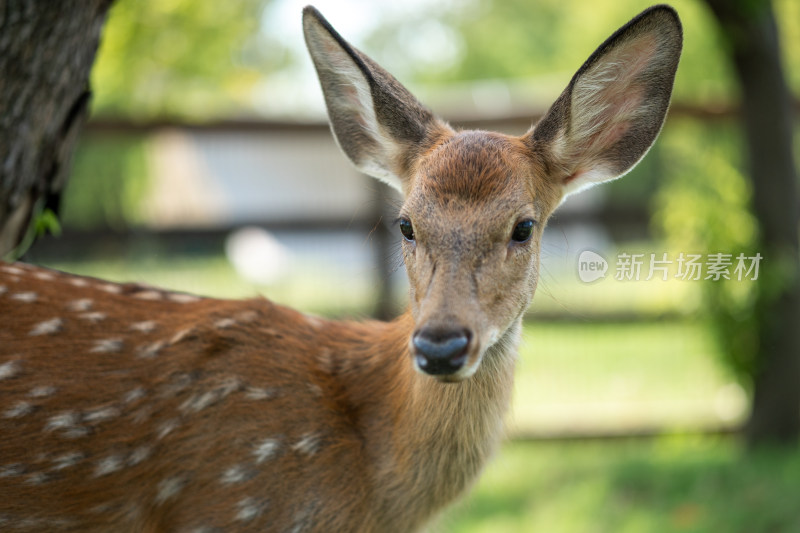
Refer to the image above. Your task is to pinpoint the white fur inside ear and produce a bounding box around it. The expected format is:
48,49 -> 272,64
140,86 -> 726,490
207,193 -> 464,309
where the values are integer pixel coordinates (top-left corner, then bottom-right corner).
308,29 -> 404,191
570,34 -> 657,157
561,165 -> 617,199
551,33 -> 661,199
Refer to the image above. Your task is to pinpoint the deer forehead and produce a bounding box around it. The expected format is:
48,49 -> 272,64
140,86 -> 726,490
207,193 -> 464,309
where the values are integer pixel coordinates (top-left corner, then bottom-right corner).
402,131 -> 553,242
411,131 -> 537,203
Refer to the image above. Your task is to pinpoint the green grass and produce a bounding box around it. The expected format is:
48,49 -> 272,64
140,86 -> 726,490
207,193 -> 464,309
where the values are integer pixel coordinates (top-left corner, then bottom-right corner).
437,437 -> 800,533
512,322 -> 745,435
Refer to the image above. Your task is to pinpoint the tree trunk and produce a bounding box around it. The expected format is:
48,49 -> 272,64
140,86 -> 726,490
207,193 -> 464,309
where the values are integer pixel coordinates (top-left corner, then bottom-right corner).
0,0 -> 113,256
705,0 -> 800,446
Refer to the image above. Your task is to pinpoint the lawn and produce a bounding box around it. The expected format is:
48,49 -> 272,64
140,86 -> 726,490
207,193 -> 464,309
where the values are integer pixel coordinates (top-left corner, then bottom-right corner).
438,437 -> 800,533
512,322 -> 745,436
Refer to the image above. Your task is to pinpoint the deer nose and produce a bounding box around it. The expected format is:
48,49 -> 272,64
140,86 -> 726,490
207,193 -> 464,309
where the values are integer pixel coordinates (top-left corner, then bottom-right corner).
412,327 -> 471,376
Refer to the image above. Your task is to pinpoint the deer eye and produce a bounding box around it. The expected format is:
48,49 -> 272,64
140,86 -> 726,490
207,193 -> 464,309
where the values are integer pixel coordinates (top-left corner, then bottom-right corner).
399,218 -> 415,241
511,220 -> 535,243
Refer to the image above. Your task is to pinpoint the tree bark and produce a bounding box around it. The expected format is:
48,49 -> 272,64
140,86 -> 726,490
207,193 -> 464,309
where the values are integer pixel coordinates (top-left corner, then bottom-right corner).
0,0 -> 113,256
704,0 -> 800,446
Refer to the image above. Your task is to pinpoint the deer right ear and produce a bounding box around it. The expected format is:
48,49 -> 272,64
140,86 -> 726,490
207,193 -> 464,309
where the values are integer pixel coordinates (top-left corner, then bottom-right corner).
303,6 -> 449,193
526,5 -> 682,199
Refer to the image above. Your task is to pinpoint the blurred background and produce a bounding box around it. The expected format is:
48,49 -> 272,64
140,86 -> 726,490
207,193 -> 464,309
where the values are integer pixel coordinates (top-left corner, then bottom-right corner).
13,0 -> 800,531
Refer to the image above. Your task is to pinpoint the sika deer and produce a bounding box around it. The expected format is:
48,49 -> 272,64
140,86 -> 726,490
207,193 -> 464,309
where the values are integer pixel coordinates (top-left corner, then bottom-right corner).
0,5 -> 682,532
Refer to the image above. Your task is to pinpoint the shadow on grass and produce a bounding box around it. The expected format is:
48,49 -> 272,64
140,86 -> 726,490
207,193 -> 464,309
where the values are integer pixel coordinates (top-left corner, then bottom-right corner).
438,437 -> 800,533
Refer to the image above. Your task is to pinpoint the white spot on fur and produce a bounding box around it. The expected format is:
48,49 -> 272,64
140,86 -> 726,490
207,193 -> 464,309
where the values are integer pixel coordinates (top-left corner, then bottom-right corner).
170,328 -> 194,344
0,464 -> 25,477
29,385 -> 57,398
123,387 -> 146,404
128,446 -> 151,466
11,291 -> 37,302
217,376 -> 242,396
0,285 -> 7,295
214,317 -> 236,329
220,464 -> 250,485
52,452 -> 85,471
245,386 -> 274,401
156,476 -> 186,503
0,360 -> 20,380
29,317 -> 63,336
159,373 -> 193,397
34,271 -> 56,281
68,277 -> 89,287
133,290 -> 162,301
290,504 -> 316,533
131,320 -> 157,333
4,401 -> 34,419
234,310 -> 258,323
63,426 -> 91,439
44,412 -> 89,438
67,298 -> 93,311
45,412 -> 79,432
317,348 -> 335,375
292,433 -> 321,456
90,339 -> 123,353
1,265 -> 26,276
168,292 -> 200,303
180,378 -> 240,413
80,311 -> 107,323
138,341 -> 164,359
98,283 -> 122,294
131,406 -> 152,424
25,472 -> 50,485
95,455 -> 123,477
84,406 -> 121,423
157,419 -> 179,440
304,313 -> 324,329
253,438 -> 279,464
235,497 -> 265,522
180,391 -> 217,413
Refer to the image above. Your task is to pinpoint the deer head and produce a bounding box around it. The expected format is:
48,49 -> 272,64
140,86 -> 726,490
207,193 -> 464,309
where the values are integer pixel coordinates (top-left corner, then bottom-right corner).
303,5 -> 682,382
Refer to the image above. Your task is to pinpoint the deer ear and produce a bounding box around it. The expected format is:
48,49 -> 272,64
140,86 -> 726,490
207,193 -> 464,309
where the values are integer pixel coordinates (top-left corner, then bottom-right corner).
526,5 -> 682,198
302,6 -> 449,193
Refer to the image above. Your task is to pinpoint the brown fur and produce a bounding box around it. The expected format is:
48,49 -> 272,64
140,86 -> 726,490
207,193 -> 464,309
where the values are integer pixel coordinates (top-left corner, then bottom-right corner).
0,5 -> 681,532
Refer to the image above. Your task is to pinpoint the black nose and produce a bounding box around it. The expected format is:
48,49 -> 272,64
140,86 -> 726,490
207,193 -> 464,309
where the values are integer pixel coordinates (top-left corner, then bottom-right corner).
412,327 -> 471,376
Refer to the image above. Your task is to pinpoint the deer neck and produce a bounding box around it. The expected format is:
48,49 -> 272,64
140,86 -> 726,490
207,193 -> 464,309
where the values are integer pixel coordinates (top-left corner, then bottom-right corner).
340,313 -> 521,528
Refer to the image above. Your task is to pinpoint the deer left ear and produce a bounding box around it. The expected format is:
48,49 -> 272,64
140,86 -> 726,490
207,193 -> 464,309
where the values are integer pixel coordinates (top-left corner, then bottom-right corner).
525,5 -> 682,198
303,6 -> 450,194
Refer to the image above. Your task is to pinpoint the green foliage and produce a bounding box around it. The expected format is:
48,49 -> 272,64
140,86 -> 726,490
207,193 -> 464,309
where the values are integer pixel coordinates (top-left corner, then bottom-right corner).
653,121 -> 761,384
60,136 -> 150,229
3,205 -> 62,262
87,0 -> 799,118
366,0 -> 737,105
364,0 -> 798,108
91,0 -> 281,118
34,208 -> 62,238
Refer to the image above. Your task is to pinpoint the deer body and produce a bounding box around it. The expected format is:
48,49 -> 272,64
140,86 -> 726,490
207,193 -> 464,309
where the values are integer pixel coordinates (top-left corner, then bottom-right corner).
0,268 -> 514,531
0,5 -> 681,532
